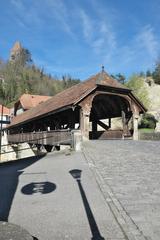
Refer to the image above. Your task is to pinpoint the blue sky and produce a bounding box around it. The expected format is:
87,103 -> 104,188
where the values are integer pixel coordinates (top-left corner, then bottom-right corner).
0,0 -> 160,80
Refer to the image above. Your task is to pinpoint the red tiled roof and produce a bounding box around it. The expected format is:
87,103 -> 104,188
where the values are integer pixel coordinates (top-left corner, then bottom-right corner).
19,94 -> 52,110
8,71 -> 130,128
0,105 -> 10,115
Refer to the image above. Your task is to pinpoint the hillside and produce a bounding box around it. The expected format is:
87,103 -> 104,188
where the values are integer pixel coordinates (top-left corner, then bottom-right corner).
139,78 -> 160,118
146,80 -> 160,132
147,83 -> 160,113
0,41 -> 80,107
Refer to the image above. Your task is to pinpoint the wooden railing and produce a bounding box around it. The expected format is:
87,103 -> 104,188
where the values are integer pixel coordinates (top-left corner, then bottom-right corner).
7,130 -> 72,146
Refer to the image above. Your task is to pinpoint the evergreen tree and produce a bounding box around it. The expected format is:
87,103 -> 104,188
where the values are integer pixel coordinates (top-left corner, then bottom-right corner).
111,73 -> 126,84
116,73 -> 126,84
146,70 -> 152,77
62,75 -> 80,89
152,61 -> 160,84
139,71 -> 145,77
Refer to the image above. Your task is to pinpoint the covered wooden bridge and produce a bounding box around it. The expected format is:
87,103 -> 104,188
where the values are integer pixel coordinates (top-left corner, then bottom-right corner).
6,69 -> 146,151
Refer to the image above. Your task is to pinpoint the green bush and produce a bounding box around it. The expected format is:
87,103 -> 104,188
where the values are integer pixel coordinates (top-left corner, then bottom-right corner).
139,113 -> 157,129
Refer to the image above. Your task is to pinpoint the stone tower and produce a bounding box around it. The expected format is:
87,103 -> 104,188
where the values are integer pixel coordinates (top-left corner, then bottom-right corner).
10,41 -> 22,61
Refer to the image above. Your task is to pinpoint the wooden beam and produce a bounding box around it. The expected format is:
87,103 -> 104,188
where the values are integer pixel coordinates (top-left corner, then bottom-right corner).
97,120 -> 110,130
92,119 -> 97,132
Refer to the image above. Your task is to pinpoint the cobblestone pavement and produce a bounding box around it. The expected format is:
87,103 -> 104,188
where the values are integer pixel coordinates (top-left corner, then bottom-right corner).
83,140 -> 160,240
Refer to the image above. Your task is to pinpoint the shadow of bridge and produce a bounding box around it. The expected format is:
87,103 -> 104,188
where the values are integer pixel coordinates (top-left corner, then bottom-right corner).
0,154 -> 45,221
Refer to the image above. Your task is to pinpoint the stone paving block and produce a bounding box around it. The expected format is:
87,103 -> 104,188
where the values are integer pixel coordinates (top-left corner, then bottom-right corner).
84,140 -> 160,240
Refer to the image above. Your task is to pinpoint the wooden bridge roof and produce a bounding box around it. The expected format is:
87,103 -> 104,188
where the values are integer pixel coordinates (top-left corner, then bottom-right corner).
7,71 -> 145,129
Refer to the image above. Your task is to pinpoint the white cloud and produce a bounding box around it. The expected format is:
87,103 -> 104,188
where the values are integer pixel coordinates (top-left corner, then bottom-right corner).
100,21 -> 116,50
44,0 -> 75,38
11,0 -> 43,28
78,8 -> 116,58
79,9 -> 93,42
103,24 -> 160,75
11,0 -> 24,11
92,38 -> 104,54
118,25 -> 159,66
135,25 -> 158,58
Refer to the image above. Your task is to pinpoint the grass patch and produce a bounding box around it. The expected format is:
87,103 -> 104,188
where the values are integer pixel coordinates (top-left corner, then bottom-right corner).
138,128 -> 155,133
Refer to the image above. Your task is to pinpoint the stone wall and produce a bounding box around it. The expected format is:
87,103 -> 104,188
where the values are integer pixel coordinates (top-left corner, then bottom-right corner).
139,132 -> 160,141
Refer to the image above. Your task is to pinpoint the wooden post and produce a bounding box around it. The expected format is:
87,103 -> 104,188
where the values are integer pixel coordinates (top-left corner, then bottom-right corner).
80,105 -> 91,141
108,118 -> 111,128
133,114 -> 139,140
122,110 -> 127,136
91,119 -> 97,140
69,110 -> 75,129
92,119 -> 97,132
132,103 -> 140,140
122,110 -> 130,137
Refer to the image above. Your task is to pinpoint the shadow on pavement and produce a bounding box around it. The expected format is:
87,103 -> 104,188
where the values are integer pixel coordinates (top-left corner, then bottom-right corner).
69,169 -> 105,240
21,181 -> 56,195
32,236 -> 39,240
0,154 -> 46,221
